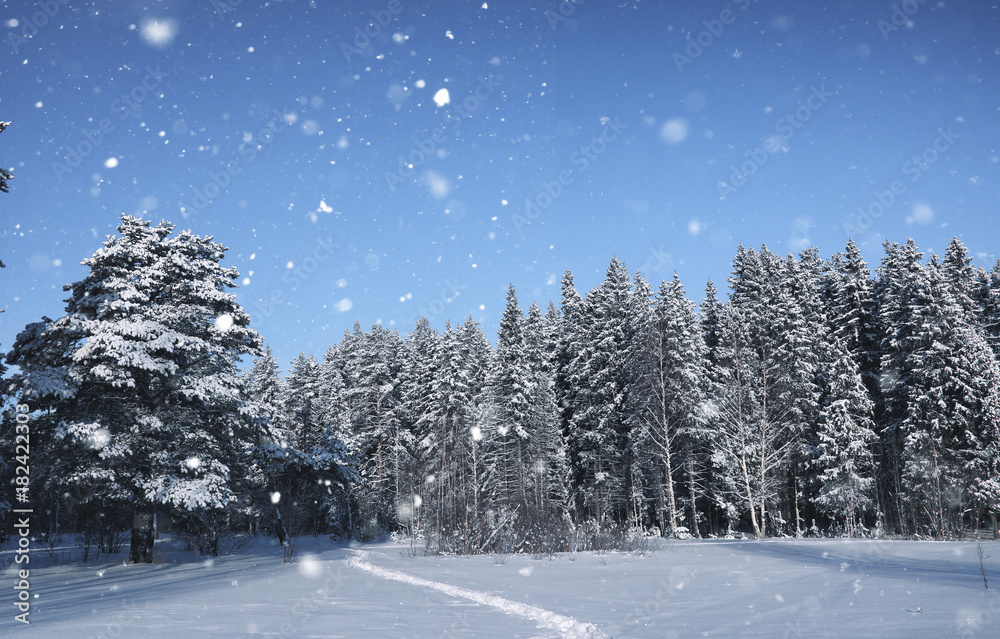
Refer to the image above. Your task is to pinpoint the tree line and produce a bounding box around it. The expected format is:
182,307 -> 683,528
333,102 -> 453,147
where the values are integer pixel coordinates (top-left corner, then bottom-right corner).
3,215 -> 999,562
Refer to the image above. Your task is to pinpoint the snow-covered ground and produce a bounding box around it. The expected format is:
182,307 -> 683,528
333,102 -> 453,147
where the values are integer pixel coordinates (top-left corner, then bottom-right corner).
3,536 -> 999,637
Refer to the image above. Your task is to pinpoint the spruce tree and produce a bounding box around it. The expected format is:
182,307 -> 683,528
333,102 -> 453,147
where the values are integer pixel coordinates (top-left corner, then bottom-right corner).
243,346 -> 292,543
554,271 -> 584,519
6,215 -> 261,562
874,239 -> 926,534
825,239 -> 880,424
630,274 -> 706,537
487,286 -> 532,512
348,323 -> 407,535
711,246 -> 792,538
814,343 -> 877,537
567,257 -> 634,525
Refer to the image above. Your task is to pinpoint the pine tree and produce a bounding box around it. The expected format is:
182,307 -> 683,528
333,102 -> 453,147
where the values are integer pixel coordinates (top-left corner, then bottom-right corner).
554,271 -> 584,519
524,301 -> 570,535
625,272 -> 654,529
630,274 -> 706,537
874,239 -> 926,534
567,257 -> 634,525
277,352 -> 336,538
710,246 -> 793,538
700,278 -> 722,365
902,256 -> 998,537
6,215 -> 261,562
825,239 -> 880,424
284,353 -> 323,454
421,316 -> 494,552
941,237 -> 979,320
948,327 -> 1000,537
697,278 -> 728,535
242,345 -> 291,542
315,343 -> 358,536
775,249 -> 831,536
347,323 -> 406,536
487,286 -> 532,511
814,343 -> 877,537
456,315 -> 494,551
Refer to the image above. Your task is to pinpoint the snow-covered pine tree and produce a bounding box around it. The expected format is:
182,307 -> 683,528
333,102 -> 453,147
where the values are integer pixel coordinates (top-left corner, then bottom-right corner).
874,239 -> 926,534
630,273 -> 707,537
709,245 -> 793,538
942,325 -> 1000,537
774,249 -> 831,536
421,316 -> 493,552
567,257 -> 634,526
524,300 -> 570,541
941,237 -> 980,321
347,323 -> 406,536
6,215 -> 261,562
814,340 -> 877,537
396,317 -> 442,541
274,352 -> 339,538
554,271 -> 584,519
241,345 -> 289,541
314,344 -> 358,536
696,278 -> 729,535
700,278 -> 722,368
624,271 -> 654,530
825,239 -> 880,423
900,253 -> 1000,537
454,315 -> 494,551
486,286 -> 532,515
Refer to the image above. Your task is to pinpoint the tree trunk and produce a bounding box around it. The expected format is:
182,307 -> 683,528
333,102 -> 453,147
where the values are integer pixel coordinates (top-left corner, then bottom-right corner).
663,446 -> 678,536
793,474 -> 802,538
686,448 -> 701,538
274,505 -> 288,546
128,498 -> 154,564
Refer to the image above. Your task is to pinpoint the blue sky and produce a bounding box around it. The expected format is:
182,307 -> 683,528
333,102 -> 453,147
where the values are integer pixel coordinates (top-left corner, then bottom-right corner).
2,0 -> 999,372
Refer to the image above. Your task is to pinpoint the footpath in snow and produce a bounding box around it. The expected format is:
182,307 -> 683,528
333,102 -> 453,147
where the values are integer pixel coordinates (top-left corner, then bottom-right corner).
346,549 -> 607,638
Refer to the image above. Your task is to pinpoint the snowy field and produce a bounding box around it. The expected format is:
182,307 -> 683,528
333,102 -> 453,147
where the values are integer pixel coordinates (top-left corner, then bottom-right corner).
3,537 -> 1000,637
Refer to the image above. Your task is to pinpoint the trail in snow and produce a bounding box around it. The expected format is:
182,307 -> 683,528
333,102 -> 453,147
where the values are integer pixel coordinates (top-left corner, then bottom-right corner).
345,550 -> 608,639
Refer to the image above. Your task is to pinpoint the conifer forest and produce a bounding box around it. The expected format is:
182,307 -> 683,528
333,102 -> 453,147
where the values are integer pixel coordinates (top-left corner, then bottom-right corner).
3,215 -> 1000,563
